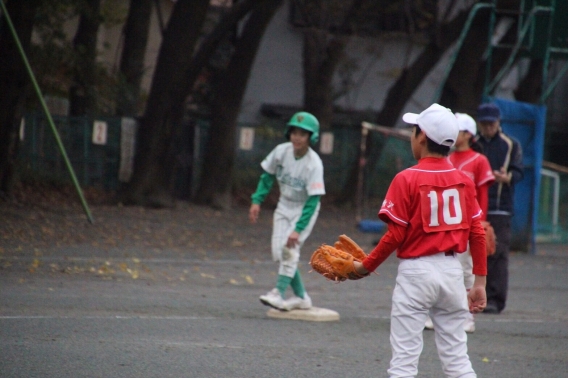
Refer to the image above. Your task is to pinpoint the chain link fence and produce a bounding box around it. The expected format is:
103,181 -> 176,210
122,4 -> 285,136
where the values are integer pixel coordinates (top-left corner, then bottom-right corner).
18,113 -> 567,245
191,119 -> 363,199
19,113 -> 121,190
18,114 -> 366,198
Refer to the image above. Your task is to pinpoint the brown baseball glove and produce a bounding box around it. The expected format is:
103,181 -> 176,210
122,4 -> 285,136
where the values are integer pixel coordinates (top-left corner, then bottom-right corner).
309,235 -> 369,282
334,234 -> 367,261
482,221 -> 497,256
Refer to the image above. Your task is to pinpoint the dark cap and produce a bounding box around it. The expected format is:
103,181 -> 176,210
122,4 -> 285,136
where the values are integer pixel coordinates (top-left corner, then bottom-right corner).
476,103 -> 501,122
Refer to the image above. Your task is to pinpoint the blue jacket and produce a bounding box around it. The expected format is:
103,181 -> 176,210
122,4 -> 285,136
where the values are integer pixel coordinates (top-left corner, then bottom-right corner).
475,130 -> 524,215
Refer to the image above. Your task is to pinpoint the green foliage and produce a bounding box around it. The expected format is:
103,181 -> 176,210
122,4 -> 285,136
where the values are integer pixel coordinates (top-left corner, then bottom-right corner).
27,0 -> 128,115
34,0 -> 76,41
101,0 -> 129,27
25,1 -> 75,103
93,64 -> 121,115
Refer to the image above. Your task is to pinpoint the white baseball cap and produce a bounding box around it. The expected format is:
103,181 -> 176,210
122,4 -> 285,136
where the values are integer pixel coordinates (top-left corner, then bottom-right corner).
455,112 -> 477,135
402,103 -> 458,147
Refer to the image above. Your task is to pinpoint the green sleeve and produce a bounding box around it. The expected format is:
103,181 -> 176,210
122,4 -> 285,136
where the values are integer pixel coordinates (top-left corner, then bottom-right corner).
251,172 -> 275,204
295,195 -> 321,233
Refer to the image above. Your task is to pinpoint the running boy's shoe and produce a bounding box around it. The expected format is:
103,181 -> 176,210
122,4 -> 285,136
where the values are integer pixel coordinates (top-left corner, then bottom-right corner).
283,293 -> 312,311
259,288 -> 286,311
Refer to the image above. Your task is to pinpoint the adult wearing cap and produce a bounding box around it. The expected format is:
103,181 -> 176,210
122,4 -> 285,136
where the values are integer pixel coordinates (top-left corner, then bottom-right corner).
475,103 -> 524,314
353,103 -> 487,377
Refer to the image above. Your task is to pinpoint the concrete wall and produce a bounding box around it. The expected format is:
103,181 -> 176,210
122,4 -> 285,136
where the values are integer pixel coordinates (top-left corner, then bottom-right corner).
239,3 -> 428,126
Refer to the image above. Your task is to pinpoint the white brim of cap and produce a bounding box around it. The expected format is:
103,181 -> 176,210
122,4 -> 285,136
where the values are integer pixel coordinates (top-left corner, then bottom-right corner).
402,113 -> 419,124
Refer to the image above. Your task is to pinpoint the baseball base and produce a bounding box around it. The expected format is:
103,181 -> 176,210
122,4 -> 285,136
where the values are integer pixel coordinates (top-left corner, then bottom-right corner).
266,307 -> 340,322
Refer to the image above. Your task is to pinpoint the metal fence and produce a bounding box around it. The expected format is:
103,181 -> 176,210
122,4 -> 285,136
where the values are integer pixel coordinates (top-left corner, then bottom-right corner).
19,113 -> 122,190
537,166 -> 568,243
190,119 -> 364,198
18,113 -> 568,244
18,115 -> 368,197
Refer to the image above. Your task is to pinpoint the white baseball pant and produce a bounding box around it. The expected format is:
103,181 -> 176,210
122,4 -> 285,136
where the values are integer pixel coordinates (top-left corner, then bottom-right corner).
388,253 -> 476,378
271,198 -> 320,278
456,247 -> 474,290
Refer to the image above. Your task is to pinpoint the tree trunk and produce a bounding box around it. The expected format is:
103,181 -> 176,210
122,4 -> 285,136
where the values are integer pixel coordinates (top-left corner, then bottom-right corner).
439,16 -> 490,112
178,0 -> 257,101
116,0 -> 152,117
194,0 -> 283,209
302,29 -> 346,130
0,0 -> 40,198
375,7 -> 473,126
120,0 -> 210,207
69,0 -> 101,116
440,14 -> 521,112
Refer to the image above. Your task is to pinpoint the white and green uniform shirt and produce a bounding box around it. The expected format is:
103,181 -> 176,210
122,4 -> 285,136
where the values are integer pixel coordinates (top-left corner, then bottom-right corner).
261,142 -> 326,202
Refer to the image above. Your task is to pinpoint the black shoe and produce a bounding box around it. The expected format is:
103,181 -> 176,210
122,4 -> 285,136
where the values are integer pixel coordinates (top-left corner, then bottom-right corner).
483,303 -> 500,314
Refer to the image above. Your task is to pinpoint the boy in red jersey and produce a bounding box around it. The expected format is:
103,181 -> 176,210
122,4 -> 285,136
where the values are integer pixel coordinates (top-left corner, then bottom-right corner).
425,112 -> 495,333
450,113 -> 495,222
354,103 -> 487,378
449,113 -> 494,332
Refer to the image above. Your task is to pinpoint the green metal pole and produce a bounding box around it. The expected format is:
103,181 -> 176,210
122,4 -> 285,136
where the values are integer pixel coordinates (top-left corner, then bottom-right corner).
487,6 -> 552,95
432,3 -> 494,104
539,0 -> 555,105
482,0 -> 498,100
0,0 -> 94,224
541,59 -> 568,102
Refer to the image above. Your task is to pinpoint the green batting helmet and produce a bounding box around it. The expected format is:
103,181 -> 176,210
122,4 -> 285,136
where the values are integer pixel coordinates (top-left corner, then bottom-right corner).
285,111 -> 320,145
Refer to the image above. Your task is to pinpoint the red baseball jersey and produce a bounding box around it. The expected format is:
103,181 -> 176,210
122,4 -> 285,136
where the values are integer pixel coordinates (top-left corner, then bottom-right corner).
378,157 -> 482,258
448,149 -> 494,188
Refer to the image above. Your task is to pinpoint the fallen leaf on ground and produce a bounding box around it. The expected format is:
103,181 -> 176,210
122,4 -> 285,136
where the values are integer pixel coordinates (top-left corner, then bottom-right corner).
243,275 -> 254,284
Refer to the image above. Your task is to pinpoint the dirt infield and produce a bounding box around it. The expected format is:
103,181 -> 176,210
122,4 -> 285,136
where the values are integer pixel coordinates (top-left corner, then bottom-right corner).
0,185 -> 375,263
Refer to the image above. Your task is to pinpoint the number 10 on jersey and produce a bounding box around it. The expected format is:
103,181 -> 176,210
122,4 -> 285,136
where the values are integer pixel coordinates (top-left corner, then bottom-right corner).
421,184 -> 467,232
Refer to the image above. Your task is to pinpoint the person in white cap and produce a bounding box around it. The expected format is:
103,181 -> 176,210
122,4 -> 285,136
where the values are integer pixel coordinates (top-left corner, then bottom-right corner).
353,103 -> 487,378
423,112 -> 495,333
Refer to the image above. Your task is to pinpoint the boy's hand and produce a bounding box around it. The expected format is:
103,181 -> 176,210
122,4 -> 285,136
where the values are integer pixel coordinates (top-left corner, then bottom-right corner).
468,276 -> 487,313
353,260 -> 369,276
249,204 -> 260,224
287,231 -> 300,248
493,167 -> 511,184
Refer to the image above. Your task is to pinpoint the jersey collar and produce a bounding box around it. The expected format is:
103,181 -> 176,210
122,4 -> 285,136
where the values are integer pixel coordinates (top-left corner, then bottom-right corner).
417,156 -> 455,170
